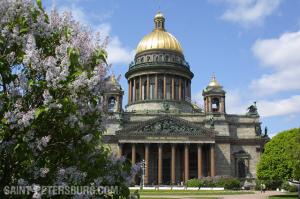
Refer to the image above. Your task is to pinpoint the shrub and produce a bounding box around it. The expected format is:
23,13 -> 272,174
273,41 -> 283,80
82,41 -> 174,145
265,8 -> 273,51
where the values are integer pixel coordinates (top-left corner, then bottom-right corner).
186,176 -> 241,190
223,178 -> 241,190
288,185 -> 298,192
281,182 -> 298,192
187,178 -> 201,187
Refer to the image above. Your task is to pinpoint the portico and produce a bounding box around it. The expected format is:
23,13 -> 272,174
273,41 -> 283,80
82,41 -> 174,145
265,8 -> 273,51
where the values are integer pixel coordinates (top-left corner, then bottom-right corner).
119,142 -> 215,185
116,115 -> 216,185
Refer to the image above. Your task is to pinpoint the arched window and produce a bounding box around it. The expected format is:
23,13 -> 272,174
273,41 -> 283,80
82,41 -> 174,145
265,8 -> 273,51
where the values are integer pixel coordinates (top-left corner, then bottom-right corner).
174,78 -> 179,100
212,98 -> 220,112
147,56 -> 150,62
166,76 -> 172,99
108,97 -> 116,112
142,78 -> 147,100
165,55 -> 169,62
157,77 -> 164,99
149,76 -> 155,100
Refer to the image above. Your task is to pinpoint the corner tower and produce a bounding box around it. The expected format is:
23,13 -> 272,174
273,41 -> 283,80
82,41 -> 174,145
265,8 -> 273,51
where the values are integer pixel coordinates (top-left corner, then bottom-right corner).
125,12 -> 194,112
203,75 -> 226,114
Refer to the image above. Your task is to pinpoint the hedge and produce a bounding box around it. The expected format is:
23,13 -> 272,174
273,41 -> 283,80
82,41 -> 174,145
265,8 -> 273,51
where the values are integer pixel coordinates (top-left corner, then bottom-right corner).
187,176 -> 241,190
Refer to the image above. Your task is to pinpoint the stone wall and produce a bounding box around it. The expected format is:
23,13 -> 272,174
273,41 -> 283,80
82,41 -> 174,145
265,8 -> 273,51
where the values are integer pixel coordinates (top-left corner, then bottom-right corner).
215,143 -> 231,176
230,145 -> 261,178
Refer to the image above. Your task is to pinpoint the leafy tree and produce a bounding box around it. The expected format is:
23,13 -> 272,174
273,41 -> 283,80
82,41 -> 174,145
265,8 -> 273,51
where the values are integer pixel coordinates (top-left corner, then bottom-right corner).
0,0 -> 136,198
257,128 -> 300,188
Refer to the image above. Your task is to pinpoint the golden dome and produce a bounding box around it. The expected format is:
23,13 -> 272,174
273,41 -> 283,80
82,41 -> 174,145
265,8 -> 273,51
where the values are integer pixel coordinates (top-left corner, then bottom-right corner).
208,74 -> 222,87
136,12 -> 183,55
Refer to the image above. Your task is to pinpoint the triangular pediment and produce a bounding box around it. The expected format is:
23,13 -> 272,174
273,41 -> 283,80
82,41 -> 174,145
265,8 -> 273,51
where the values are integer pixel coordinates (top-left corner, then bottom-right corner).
117,115 -> 215,138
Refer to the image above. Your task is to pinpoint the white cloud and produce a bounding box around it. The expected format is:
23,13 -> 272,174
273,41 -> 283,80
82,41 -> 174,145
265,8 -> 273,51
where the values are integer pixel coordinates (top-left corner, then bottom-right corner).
251,30 -> 300,96
217,0 -> 282,26
95,23 -> 135,65
258,95 -> 300,117
225,90 -> 247,114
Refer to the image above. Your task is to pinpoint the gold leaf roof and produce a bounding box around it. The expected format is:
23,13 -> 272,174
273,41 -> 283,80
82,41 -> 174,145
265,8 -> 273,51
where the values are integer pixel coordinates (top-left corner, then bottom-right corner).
136,12 -> 183,55
208,74 -> 222,87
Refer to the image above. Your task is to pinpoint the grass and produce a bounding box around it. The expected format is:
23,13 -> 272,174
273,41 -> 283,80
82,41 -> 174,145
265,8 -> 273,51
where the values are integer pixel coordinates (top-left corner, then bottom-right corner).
141,198 -> 218,199
269,192 -> 299,199
136,190 -> 254,196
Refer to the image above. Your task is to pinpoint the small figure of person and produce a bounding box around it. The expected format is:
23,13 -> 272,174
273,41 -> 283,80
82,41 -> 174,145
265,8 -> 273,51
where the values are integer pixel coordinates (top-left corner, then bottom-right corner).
262,183 -> 266,193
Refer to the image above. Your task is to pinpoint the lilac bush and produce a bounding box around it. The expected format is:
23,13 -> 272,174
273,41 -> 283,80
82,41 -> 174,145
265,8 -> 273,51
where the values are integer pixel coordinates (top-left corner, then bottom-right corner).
0,0 -> 132,198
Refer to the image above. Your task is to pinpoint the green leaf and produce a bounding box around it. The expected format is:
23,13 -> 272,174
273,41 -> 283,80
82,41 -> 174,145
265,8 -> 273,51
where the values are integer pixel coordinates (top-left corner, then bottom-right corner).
28,80 -> 34,87
35,107 -> 48,119
14,144 -> 20,152
20,27 -> 28,34
36,0 -> 43,10
95,49 -> 107,65
1,118 -> 8,124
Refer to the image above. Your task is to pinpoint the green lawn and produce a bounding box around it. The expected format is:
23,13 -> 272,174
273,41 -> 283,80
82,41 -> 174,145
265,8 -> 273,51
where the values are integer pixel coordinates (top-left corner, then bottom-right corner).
269,192 -> 298,199
136,190 -> 254,195
142,198 -> 218,199
130,190 -> 254,199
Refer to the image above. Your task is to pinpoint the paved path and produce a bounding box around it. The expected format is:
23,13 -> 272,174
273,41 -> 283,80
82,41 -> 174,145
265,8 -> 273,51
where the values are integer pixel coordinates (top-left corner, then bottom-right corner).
141,191 -> 286,199
220,191 -> 285,199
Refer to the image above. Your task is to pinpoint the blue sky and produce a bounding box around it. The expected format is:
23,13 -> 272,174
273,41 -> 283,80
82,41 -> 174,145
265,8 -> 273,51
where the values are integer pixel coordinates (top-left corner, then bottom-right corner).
44,0 -> 300,137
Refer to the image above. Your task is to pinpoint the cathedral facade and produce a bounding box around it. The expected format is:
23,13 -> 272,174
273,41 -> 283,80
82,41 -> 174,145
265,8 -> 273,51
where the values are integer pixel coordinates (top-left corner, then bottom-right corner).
102,12 -> 268,185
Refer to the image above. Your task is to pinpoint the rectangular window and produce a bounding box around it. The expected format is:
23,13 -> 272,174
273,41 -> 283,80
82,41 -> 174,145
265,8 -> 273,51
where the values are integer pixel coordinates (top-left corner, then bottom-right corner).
150,75 -> 155,100
174,78 -> 179,100
166,76 -> 172,99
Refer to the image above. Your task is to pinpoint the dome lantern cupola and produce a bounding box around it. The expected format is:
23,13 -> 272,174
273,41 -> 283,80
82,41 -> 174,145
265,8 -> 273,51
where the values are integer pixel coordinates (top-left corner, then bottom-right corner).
154,11 -> 165,30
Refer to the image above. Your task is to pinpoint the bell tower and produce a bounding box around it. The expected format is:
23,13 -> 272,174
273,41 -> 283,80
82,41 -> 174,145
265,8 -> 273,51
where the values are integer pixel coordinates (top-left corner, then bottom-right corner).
103,74 -> 123,113
203,74 -> 226,114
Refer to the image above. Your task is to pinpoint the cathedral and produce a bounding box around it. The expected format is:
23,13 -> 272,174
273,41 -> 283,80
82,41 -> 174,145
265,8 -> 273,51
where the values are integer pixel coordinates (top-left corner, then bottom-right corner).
102,12 -> 268,185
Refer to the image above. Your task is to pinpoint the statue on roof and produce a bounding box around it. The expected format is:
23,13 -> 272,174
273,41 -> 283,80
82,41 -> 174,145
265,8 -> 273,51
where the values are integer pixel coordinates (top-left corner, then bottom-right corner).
247,101 -> 258,115
264,126 -> 268,137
